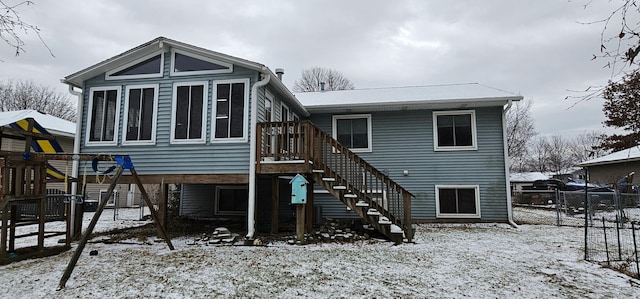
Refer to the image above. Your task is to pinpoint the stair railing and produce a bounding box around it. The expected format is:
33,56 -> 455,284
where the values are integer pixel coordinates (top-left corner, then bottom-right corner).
257,121 -> 413,240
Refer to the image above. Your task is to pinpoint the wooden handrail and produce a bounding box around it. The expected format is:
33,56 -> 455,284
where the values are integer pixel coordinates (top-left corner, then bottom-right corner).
257,121 -> 413,240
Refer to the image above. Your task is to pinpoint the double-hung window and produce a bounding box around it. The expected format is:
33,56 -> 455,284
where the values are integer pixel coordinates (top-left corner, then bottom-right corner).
433,110 -> 477,151
213,79 -> 249,141
435,185 -> 481,218
171,81 -> 208,144
333,114 -> 372,152
86,87 -> 121,145
123,84 -> 158,145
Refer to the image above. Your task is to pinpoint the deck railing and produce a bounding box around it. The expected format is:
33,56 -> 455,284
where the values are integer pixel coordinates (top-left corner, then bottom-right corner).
257,121 -> 413,239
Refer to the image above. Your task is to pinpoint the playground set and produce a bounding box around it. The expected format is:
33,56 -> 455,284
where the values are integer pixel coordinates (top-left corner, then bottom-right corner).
0,117 -> 173,286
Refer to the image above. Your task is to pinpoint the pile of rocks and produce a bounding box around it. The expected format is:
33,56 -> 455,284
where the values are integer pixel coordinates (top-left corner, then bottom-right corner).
287,219 -> 375,245
187,227 -> 240,246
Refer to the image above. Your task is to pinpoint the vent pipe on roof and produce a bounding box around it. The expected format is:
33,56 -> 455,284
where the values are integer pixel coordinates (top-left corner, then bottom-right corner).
275,68 -> 284,80
320,82 -> 326,91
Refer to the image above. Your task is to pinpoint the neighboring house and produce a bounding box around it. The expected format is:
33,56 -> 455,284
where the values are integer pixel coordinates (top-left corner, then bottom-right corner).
0,110 -> 75,191
510,172 -> 549,192
578,146 -> 640,186
61,37 -> 522,242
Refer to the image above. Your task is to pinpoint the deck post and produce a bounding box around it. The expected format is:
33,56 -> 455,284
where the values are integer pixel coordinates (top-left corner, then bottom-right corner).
271,176 -> 279,234
403,191 -> 413,242
305,178 -> 314,233
296,204 -> 305,243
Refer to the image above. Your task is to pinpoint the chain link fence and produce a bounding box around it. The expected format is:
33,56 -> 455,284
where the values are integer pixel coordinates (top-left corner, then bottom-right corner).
513,189 -> 640,278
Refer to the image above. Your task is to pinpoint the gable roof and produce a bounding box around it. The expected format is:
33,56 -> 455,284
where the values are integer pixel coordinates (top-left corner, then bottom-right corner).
0,110 -> 76,137
62,37 -> 308,116
578,146 -> 640,167
294,83 -> 522,113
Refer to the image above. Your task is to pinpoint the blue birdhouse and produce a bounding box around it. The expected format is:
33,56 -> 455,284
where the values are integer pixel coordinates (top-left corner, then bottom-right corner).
290,174 -> 309,204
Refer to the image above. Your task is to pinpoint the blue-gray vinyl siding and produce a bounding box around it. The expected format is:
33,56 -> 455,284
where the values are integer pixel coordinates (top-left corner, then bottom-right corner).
309,107 -> 508,221
79,51 -> 261,174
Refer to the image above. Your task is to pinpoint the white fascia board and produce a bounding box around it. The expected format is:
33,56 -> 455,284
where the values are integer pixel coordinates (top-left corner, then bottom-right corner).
304,97 -> 520,113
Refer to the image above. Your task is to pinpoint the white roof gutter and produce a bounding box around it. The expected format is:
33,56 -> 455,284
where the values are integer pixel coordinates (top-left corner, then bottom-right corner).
246,70 -> 271,240
64,82 -> 84,236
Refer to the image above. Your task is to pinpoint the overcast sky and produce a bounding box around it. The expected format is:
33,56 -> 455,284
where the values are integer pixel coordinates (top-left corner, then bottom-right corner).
0,0 -> 627,137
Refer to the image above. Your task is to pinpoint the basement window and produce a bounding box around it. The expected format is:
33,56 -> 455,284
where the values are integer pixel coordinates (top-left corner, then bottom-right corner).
435,185 -> 480,218
215,186 -> 248,216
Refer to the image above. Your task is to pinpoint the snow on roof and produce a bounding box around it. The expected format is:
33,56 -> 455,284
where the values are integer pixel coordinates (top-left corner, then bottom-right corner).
0,110 -> 76,137
578,146 -> 640,167
509,172 -> 549,183
294,83 -> 523,113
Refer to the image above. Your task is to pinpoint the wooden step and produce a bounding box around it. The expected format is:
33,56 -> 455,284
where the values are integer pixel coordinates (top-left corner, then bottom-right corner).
367,208 -> 380,216
344,194 -> 358,198
378,216 -> 392,225
312,169 -> 325,173
333,185 -> 346,190
390,224 -> 404,234
355,200 -> 369,207
322,177 -> 336,182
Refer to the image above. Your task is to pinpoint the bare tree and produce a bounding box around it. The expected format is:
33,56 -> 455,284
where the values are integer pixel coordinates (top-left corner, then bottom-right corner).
0,80 -> 75,121
569,131 -> 610,163
526,136 -> 551,173
0,0 -> 52,58
545,135 -> 577,175
292,67 -> 355,92
506,99 -> 537,172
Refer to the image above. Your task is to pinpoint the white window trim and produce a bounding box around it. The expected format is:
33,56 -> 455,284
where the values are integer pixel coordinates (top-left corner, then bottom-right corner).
332,114 -> 373,153
99,189 -> 118,207
215,185 -> 248,216
85,86 -> 121,147
105,51 -> 164,80
170,81 -> 209,144
265,92 -> 274,122
435,184 -> 481,218
211,78 -> 250,143
122,84 -> 159,145
280,102 -> 291,121
432,110 -> 478,151
170,49 -> 233,77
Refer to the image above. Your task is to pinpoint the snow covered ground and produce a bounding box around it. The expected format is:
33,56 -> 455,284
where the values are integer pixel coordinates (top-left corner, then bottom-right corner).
2,209 -> 640,298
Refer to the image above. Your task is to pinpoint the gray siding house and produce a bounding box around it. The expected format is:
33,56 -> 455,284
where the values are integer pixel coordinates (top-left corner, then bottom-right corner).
62,37 -> 522,242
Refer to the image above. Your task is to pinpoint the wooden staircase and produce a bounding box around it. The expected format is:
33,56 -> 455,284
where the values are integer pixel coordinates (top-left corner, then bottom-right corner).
257,121 -> 414,243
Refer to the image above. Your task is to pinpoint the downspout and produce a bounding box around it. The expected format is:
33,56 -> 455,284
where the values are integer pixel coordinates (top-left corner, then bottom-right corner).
502,99 -> 518,228
67,84 -> 83,235
246,70 -> 271,240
